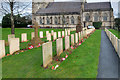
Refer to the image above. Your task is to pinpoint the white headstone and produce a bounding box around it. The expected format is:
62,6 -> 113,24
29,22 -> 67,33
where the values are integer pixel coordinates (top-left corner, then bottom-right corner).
31,32 -> 35,40
8,34 -> 15,43
53,32 -> 57,40
9,38 -> 20,55
46,31 -> 49,37
56,38 -> 63,56
78,32 -> 81,42
62,31 -> 64,37
39,31 -> 43,38
47,33 -> 51,41
58,31 -> 61,38
68,30 -> 70,36
65,36 -> 70,50
65,31 -> 67,36
71,34 -> 74,46
75,33 -> 78,43
21,33 -> 27,42
0,40 -> 5,58
42,42 -> 52,68
51,30 -> 54,36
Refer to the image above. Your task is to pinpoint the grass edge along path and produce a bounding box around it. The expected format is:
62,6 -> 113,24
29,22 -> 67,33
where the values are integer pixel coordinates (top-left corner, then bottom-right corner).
109,29 -> 120,39
2,30 -> 101,78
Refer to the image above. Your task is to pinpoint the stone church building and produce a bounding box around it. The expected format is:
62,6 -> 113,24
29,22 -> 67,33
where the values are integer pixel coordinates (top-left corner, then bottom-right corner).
32,0 -> 114,28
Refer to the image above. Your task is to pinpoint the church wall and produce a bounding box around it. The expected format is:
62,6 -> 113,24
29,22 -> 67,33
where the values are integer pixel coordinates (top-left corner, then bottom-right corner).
102,22 -> 111,27
34,10 -> 114,28
33,2 -> 114,28
35,14 -> 80,28
83,10 -> 113,27
83,11 -> 111,22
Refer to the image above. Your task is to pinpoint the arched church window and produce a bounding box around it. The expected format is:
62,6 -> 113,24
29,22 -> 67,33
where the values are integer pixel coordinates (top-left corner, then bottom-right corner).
71,16 -> 74,24
62,16 -> 66,24
85,13 -> 90,21
43,17 -> 45,24
50,17 -> 52,24
94,13 -> 99,22
40,17 -> 42,24
103,13 -> 108,21
55,17 -> 58,24
66,16 -> 69,24
58,17 -> 60,24
46,17 -> 50,24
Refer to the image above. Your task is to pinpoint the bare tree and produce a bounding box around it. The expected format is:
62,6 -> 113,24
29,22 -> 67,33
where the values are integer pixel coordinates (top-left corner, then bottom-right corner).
10,1 -> 15,34
1,0 -> 31,34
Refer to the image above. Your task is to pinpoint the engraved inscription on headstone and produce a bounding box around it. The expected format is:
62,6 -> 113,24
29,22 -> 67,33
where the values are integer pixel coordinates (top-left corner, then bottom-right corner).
56,38 -> 63,56
0,40 -> 5,58
65,36 -> 70,50
42,42 -> 52,68
71,34 -> 74,46
9,38 -> 20,55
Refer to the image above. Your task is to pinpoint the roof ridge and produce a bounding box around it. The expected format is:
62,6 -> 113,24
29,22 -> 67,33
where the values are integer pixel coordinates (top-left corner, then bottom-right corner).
86,2 -> 111,4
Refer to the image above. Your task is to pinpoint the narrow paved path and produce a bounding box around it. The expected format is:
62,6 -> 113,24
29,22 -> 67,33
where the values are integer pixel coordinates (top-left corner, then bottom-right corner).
97,30 -> 119,78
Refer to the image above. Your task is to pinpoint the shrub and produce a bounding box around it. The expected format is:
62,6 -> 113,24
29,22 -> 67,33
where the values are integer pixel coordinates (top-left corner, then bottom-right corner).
93,22 -> 102,29
2,14 -> 32,28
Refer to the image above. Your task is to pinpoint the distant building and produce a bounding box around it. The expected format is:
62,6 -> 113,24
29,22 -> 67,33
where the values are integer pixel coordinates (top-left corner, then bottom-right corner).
32,0 -> 114,28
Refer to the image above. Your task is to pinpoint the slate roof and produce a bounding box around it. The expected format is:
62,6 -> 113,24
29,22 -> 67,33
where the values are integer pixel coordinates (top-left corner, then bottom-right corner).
84,2 -> 112,11
36,2 -> 112,15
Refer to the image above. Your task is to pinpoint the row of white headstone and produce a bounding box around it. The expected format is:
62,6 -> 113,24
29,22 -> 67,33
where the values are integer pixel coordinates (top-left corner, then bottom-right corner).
0,38 -> 20,58
0,28 -> 94,59
42,29 -> 95,68
0,33 -> 28,58
6,30 -> 71,43
105,28 -> 120,57
31,31 -> 43,40
46,30 -> 71,41
0,30 -> 73,59
65,28 -> 76,32
31,30 -> 71,41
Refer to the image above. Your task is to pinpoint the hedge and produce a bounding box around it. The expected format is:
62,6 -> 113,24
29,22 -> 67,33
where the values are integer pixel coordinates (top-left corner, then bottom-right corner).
93,22 -> 102,29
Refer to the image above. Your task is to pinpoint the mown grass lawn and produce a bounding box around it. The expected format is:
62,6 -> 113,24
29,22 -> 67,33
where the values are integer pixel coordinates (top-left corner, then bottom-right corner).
109,29 -> 120,39
2,30 -> 101,78
1,28 -> 64,41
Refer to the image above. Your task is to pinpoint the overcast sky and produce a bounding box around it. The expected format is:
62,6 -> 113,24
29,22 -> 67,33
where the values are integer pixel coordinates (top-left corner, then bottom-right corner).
0,0 -> 119,23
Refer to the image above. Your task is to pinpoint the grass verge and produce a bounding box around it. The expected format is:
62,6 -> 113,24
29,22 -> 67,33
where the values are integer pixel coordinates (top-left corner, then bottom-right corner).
109,29 -> 120,39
